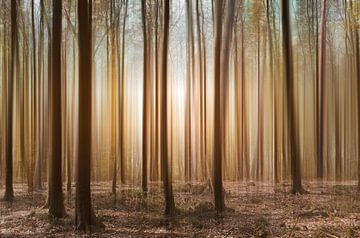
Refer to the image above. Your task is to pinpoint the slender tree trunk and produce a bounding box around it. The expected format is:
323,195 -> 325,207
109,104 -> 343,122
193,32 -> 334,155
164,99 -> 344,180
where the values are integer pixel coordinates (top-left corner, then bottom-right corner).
34,0 -> 45,190
196,0 -> 206,180
110,0 -> 117,195
1,8 -> 7,190
151,0 -> 159,182
281,0 -> 304,194
185,0 -> 193,184
354,14 -> 360,191
76,0 -> 98,231
199,0 -> 208,180
141,0 -> 148,193
213,0 -> 235,212
267,0 -> 278,184
213,0 -> 223,211
20,40 -> 30,191
29,0 -> 37,192
119,0 -> 128,185
241,14 -> 249,180
4,0 -> 18,202
48,0 -> 66,218
317,0 -> 326,179
161,0 -> 175,216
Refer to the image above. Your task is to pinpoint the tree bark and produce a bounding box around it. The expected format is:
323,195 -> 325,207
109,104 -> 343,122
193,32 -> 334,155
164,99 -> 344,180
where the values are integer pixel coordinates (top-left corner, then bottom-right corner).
76,0 -> 98,231
48,0 -> 66,218
119,0 -> 129,185
161,0 -> 175,216
317,0 -> 326,179
141,0 -> 148,193
281,0 -> 304,194
185,0 -> 193,184
4,0 -> 18,202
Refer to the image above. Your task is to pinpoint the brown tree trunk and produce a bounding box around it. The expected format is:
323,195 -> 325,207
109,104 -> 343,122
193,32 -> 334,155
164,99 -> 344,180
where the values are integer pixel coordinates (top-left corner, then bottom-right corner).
141,0 -> 148,193
4,0 -> 18,202
213,0 -> 223,211
48,0 -> 66,218
185,0 -> 193,184
1,7 -> 7,190
281,0 -> 304,194
317,0 -> 326,179
29,0 -> 37,192
76,0 -> 98,231
241,13 -> 249,180
161,0 -> 175,216
119,0 -> 129,185
34,0 -> 45,191
110,0 -> 117,195
353,11 -> 360,191
213,0 -> 235,212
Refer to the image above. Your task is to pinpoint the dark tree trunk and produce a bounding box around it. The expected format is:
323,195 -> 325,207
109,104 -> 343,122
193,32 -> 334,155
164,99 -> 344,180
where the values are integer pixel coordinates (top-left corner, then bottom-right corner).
317,0 -> 326,179
34,0 -> 45,191
76,0 -> 97,231
355,27 -> 360,190
119,0 -> 129,185
213,0 -> 235,212
29,0 -> 36,192
4,0 -> 18,202
185,0 -> 193,184
141,0 -> 148,193
281,0 -> 304,194
48,0 -> 66,218
110,0 -> 117,196
213,0 -> 223,211
1,4 -> 7,190
161,0 -> 175,216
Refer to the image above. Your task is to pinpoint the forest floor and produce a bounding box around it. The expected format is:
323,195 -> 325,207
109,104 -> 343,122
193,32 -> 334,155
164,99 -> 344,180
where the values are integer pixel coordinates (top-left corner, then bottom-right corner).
0,181 -> 360,237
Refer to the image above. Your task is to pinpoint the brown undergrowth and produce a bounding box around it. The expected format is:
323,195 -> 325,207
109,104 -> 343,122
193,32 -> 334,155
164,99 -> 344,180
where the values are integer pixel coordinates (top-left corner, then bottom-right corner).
0,181 -> 359,237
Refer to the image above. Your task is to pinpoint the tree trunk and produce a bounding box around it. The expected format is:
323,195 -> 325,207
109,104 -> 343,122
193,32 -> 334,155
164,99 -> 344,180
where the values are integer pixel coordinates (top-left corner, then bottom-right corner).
1,6 -> 7,190
4,0 -> 18,202
34,0 -> 45,191
213,0 -> 235,212
119,0 -> 128,185
317,0 -> 326,179
161,0 -> 175,216
141,0 -> 148,193
110,0 -> 117,195
281,0 -> 304,194
76,0 -> 98,231
29,0 -> 37,192
48,0 -> 66,218
185,0 -> 193,184
354,14 -> 360,191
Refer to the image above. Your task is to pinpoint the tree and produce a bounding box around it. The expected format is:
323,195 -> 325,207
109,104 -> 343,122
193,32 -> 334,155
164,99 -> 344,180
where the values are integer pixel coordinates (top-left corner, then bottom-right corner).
350,1 -> 360,190
196,0 -> 206,180
213,0 -> 223,211
316,0 -> 326,179
34,0 -> 45,191
29,0 -> 36,192
161,0 -> 175,216
141,0 -> 148,193
213,0 -> 235,212
3,0 -> 18,202
119,0 -> 129,185
76,0 -> 99,230
1,0 -> 8,190
185,0 -> 194,184
48,0 -> 66,218
281,0 -> 305,194
110,0 -> 117,195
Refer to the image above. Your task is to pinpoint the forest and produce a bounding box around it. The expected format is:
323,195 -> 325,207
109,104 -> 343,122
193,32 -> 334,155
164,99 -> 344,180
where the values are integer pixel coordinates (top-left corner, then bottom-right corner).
0,0 -> 360,237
